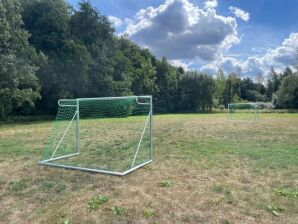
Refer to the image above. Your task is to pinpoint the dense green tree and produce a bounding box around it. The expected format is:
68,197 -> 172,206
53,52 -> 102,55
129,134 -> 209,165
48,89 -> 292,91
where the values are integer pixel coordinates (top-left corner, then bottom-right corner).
274,72 -> 298,109
282,66 -> 293,78
21,0 -> 70,55
179,72 -> 214,112
69,1 -> 114,50
226,73 -> 241,104
213,69 -> 226,108
70,1 -> 132,98
0,0 -> 41,119
155,57 -> 179,112
266,68 -> 277,100
22,0 -> 91,113
118,39 -> 157,96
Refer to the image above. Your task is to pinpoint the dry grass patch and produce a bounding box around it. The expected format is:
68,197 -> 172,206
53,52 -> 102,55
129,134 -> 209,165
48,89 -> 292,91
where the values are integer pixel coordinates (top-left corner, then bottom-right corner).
0,113 -> 297,223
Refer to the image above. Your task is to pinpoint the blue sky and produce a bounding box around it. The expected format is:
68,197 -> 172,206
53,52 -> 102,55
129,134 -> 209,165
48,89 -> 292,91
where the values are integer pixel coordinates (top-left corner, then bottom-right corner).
68,0 -> 298,77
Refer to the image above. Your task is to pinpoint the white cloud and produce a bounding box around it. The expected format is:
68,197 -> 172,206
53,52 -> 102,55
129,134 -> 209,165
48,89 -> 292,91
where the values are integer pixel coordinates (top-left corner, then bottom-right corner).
262,33 -> 298,67
169,59 -> 191,70
121,0 -> 296,78
123,0 -> 239,61
108,15 -> 122,27
201,33 -> 298,77
229,6 -> 250,22
204,0 -> 217,9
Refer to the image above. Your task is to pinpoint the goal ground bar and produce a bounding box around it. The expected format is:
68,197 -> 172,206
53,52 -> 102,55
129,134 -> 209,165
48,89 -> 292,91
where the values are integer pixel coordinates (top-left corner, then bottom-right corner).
38,159 -> 153,176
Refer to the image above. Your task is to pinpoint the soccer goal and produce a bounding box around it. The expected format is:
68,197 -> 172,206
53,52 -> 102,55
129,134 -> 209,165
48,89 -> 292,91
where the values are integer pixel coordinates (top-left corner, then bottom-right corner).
228,102 -> 259,122
39,96 -> 153,176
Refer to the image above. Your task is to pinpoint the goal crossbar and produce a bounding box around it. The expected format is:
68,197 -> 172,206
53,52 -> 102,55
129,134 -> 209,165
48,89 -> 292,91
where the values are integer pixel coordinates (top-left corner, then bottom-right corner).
228,102 -> 259,122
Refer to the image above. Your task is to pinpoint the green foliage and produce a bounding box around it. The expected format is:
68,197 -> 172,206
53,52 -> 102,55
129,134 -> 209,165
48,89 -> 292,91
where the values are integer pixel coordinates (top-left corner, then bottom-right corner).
179,72 -> 214,112
267,204 -> 284,216
212,185 -> 234,203
54,183 -> 66,193
69,1 -> 114,48
275,188 -> 298,198
59,218 -> 71,224
155,57 -> 179,112
41,180 -> 56,190
266,68 -> 280,100
88,195 -> 109,210
10,179 -> 27,191
0,0 -> 41,119
212,184 -> 235,204
111,205 -> 126,215
21,0 -> 91,114
143,209 -> 155,218
60,219 -> 70,224
212,185 -> 225,193
274,72 -> 298,109
213,69 -> 228,108
158,180 -> 172,187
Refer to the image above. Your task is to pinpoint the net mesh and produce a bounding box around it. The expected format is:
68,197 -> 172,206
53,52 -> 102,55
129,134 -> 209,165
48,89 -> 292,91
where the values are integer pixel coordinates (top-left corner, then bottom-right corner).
228,103 -> 259,122
41,96 -> 152,174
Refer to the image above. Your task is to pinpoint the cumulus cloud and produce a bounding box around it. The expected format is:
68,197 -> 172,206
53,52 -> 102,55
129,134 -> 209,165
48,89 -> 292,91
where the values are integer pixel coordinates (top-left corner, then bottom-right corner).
108,15 -> 122,27
262,33 -> 298,66
204,0 -> 217,9
121,0 -> 296,78
229,6 -> 250,22
169,59 -> 191,70
201,33 -> 298,77
123,0 -> 239,61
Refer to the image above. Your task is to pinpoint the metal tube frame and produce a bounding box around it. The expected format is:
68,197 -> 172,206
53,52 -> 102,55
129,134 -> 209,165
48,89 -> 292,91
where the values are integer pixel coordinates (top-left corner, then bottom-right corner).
50,111 -> 77,159
76,100 -> 80,154
131,111 -> 150,168
227,102 -> 259,122
150,96 -> 153,160
39,95 -> 153,176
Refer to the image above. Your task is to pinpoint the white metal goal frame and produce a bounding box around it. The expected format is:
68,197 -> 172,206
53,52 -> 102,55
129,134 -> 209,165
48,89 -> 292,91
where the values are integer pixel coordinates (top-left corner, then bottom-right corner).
228,102 -> 259,122
38,95 -> 153,176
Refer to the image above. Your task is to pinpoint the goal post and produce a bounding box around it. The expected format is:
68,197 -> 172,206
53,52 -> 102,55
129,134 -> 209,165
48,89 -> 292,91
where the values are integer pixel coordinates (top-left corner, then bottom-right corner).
39,96 -> 153,176
228,102 -> 259,122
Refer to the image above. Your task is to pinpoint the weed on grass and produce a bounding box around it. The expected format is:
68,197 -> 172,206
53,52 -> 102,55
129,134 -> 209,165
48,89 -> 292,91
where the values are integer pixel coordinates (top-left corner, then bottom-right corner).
267,204 -> 284,216
221,219 -> 231,224
40,180 -> 66,193
275,188 -> 298,198
212,185 -> 235,204
111,205 -> 126,215
212,185 -> 225,193
158,180 -> 172,187
54,183 -> 66,193
41,180 -> 56,190
88,195 -> 109,210
143,209 -> 155,218
9,179 -> 27,191
180,213 -> 203,223
60,218 -> 70,224
0,178 -> 5,189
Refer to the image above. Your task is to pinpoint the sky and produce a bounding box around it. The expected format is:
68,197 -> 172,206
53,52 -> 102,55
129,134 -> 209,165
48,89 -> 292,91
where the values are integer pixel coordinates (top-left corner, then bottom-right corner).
68,0 -> 298,78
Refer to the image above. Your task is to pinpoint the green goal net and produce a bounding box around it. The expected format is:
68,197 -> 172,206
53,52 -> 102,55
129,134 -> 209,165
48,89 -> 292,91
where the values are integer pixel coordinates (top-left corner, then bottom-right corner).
39,96 -> 153,176
228,103 -> 259,122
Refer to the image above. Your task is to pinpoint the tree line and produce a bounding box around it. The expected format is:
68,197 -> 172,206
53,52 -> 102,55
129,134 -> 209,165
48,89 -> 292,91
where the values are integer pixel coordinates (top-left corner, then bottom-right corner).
0,0 -> 297,120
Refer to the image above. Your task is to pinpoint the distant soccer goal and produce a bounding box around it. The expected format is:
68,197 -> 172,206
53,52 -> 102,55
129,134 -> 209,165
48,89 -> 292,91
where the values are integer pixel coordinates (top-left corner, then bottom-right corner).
228,103 -> 259,122
39,96 -> 153,176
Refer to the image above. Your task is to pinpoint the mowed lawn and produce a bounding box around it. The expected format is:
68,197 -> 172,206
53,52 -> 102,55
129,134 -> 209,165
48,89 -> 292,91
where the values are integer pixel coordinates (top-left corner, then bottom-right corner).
0,113 -> 297,224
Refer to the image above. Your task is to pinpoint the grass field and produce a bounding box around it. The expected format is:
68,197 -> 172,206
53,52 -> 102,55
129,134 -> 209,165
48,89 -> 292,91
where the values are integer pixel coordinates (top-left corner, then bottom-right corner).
0,113 -> 297,224
41,115 -> 151,173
